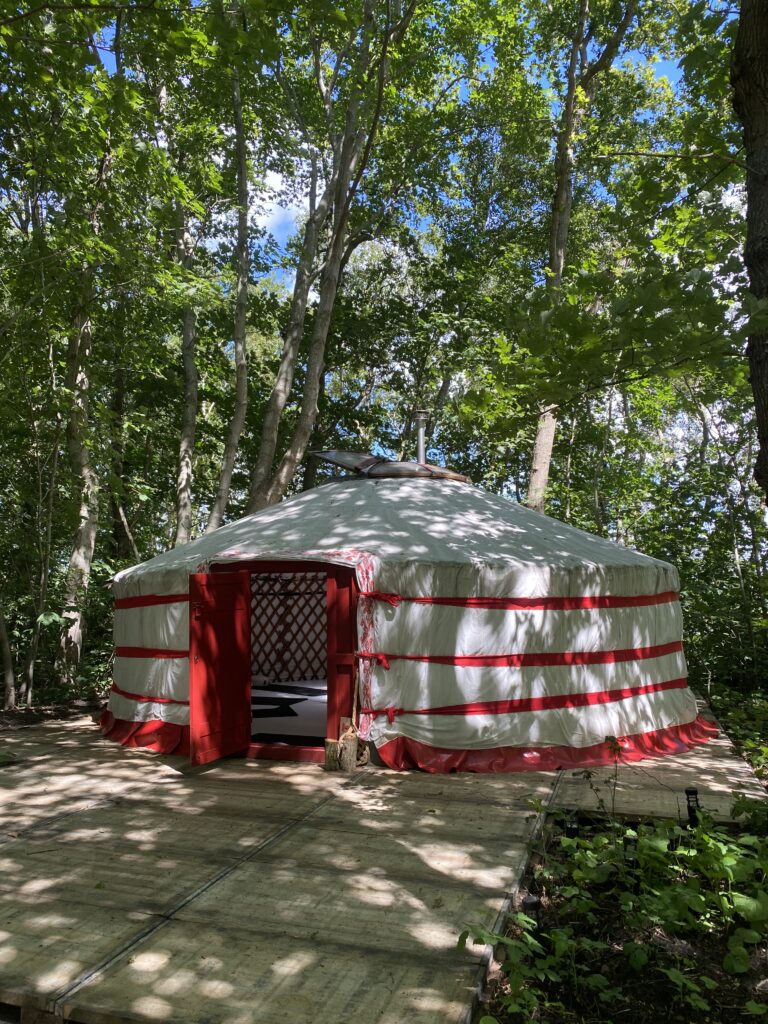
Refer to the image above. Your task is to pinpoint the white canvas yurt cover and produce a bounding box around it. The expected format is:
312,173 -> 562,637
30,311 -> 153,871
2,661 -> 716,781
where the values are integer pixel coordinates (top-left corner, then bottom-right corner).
103,463 -> 716,772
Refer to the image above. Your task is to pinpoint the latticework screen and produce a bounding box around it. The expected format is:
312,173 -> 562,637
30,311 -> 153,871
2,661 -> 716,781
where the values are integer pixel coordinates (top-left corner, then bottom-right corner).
250,572 -> 327,683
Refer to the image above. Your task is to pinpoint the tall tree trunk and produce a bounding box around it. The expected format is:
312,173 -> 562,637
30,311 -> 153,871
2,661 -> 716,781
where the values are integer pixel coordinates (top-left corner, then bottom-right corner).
732,1 -> 768,499
22,417 -> 61,704
1,599 -> 15,711
526,0 -> 589,513
247,2 -> 415,511
563,413 -> 577,521
207,38 -> 249,533
173,212 -> 198,546
109,364 -> 137,560
262,213 -> 349,506
246,165 -> 336,513
153,75 -> 200,547
56,302 -> 99,690
526,0 -> 636,512
302,374 -> 327,491
528,407 -> 560,513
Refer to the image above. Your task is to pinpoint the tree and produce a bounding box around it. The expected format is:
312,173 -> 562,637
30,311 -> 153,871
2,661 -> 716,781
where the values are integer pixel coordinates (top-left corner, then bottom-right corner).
732,0 -> 768,500
526,0 -> 638,512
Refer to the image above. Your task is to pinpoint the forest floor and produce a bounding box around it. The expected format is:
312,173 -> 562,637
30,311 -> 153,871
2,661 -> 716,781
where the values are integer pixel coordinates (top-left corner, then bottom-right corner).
0,700 -> 102,730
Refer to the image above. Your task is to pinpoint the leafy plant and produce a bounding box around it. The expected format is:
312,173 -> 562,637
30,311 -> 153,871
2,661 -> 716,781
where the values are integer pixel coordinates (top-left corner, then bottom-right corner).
462,807 -> 768,1023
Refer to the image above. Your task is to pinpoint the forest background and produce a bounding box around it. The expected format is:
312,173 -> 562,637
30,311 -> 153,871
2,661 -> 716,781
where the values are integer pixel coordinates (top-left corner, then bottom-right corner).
0,0 -> 763,736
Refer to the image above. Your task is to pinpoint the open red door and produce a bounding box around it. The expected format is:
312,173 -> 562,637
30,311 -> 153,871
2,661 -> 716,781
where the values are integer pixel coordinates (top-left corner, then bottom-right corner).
189,571 -> 251,767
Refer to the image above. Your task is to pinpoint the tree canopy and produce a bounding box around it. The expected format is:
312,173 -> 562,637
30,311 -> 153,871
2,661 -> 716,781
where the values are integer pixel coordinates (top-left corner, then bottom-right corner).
0,0 -> 761,706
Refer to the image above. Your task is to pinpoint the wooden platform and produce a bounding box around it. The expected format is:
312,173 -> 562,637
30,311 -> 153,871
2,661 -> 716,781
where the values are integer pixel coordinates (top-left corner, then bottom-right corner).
0,715 -> 763,1024
0,718 -> 554,1024
550,711 -> 766,822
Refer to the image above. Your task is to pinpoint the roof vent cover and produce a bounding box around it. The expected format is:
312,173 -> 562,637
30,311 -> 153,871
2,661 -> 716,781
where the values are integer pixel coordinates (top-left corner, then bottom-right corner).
311,450 -> 471,483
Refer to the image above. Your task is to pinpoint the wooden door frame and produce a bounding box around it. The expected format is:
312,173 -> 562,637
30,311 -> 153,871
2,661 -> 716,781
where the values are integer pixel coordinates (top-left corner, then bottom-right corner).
209,559 -> 359,765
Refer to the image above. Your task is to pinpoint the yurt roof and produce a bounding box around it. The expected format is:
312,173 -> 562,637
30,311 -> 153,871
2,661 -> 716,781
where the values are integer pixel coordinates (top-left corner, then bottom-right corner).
113,476 -> 675,595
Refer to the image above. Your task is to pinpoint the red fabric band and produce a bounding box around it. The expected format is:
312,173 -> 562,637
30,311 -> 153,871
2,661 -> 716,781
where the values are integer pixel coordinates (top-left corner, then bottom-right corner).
100,709 -> 191,755
375,714 -> 718,773
359,590 -> 679,610
361,677 -> 689,722
356,639 -> 683,672
110,682 -> 190,706
114,646 -> 189,659
114,594 -> 189,609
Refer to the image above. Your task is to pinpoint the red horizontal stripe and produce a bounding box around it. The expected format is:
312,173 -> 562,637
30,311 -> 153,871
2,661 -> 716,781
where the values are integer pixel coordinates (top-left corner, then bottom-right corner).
357,640 -> 683,671
362,677 -> 689,722
115,646 -> 189,659
375,714 -> 718,772
110,682 -> 189,706
360,590 -> 679,610
114,594 -> 189,609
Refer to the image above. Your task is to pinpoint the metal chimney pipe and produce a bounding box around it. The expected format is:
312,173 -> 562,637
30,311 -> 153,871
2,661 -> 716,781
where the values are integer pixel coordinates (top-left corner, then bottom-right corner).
413,409 -> 428,464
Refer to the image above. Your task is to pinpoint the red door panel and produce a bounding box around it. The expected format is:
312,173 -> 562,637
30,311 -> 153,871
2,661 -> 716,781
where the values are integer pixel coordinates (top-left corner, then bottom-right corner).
189,571 -> 251,767
326,569 -> 358,740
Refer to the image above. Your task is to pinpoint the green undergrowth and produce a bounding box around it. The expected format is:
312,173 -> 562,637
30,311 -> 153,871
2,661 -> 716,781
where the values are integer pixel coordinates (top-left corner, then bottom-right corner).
710,683 -> 768,781
462,794 -> 768,1024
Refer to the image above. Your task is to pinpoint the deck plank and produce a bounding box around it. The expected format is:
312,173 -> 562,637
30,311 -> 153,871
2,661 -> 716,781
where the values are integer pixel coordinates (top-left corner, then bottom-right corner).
551,721 -> 765,821
0,714 -> 764,1024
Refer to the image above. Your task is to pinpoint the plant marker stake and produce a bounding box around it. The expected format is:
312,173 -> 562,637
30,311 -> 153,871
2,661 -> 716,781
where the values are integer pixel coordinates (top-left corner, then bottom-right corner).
623,834 -> 638,867
685,787 -> 700,827
623,834 -> 642,892
522,893 -> 541,930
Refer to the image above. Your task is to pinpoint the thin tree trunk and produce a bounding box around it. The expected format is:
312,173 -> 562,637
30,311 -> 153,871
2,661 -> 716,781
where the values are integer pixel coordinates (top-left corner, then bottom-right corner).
262,221 -> 349,506
564,413 -> 577,521
246,162 -> 336,513
526,0 -> 588,512
154,73 -> 200,547
173,212 -> 198,546
56,302 -> 100,690
726,496 -> 759,682
22,417 -> 61,703
526,0 -> 636,511
302,374 -> 327,491
207,34 -> 249,533
1,600 -> 15,711
247,2 -> 414,511
54,93 -> 115,689
732,1 -> 768,499
592,389 -> 613,536
109,364 -> 136,560
528,407 -> 559,513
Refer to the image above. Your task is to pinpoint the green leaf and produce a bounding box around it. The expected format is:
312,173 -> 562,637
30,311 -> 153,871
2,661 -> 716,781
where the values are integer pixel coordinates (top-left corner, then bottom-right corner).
624,942 -> 649,970
733,892 -> 768,924
723,949 -> 751,975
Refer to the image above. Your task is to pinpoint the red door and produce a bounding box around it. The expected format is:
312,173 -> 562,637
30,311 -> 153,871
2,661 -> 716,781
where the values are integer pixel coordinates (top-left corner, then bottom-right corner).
326,569 -> 358,740
189,571 -> 251,767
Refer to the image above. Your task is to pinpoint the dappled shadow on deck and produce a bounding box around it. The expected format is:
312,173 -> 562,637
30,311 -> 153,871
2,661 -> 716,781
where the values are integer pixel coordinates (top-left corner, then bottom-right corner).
0,718 -> 553,1024
0,714 -> 763,1024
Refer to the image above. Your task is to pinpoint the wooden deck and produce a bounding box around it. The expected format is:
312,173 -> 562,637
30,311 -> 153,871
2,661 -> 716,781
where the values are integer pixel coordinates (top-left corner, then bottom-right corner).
0,713 -> 763,1024
0,718 -> 554,1024
551,710 -> 766,821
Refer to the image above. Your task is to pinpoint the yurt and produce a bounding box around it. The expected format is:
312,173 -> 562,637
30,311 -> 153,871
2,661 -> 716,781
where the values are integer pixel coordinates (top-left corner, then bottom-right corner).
101,452 -> 717,771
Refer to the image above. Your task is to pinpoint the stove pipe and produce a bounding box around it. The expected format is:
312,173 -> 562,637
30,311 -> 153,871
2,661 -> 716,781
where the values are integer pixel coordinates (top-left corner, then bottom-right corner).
413,409 -> 428,464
